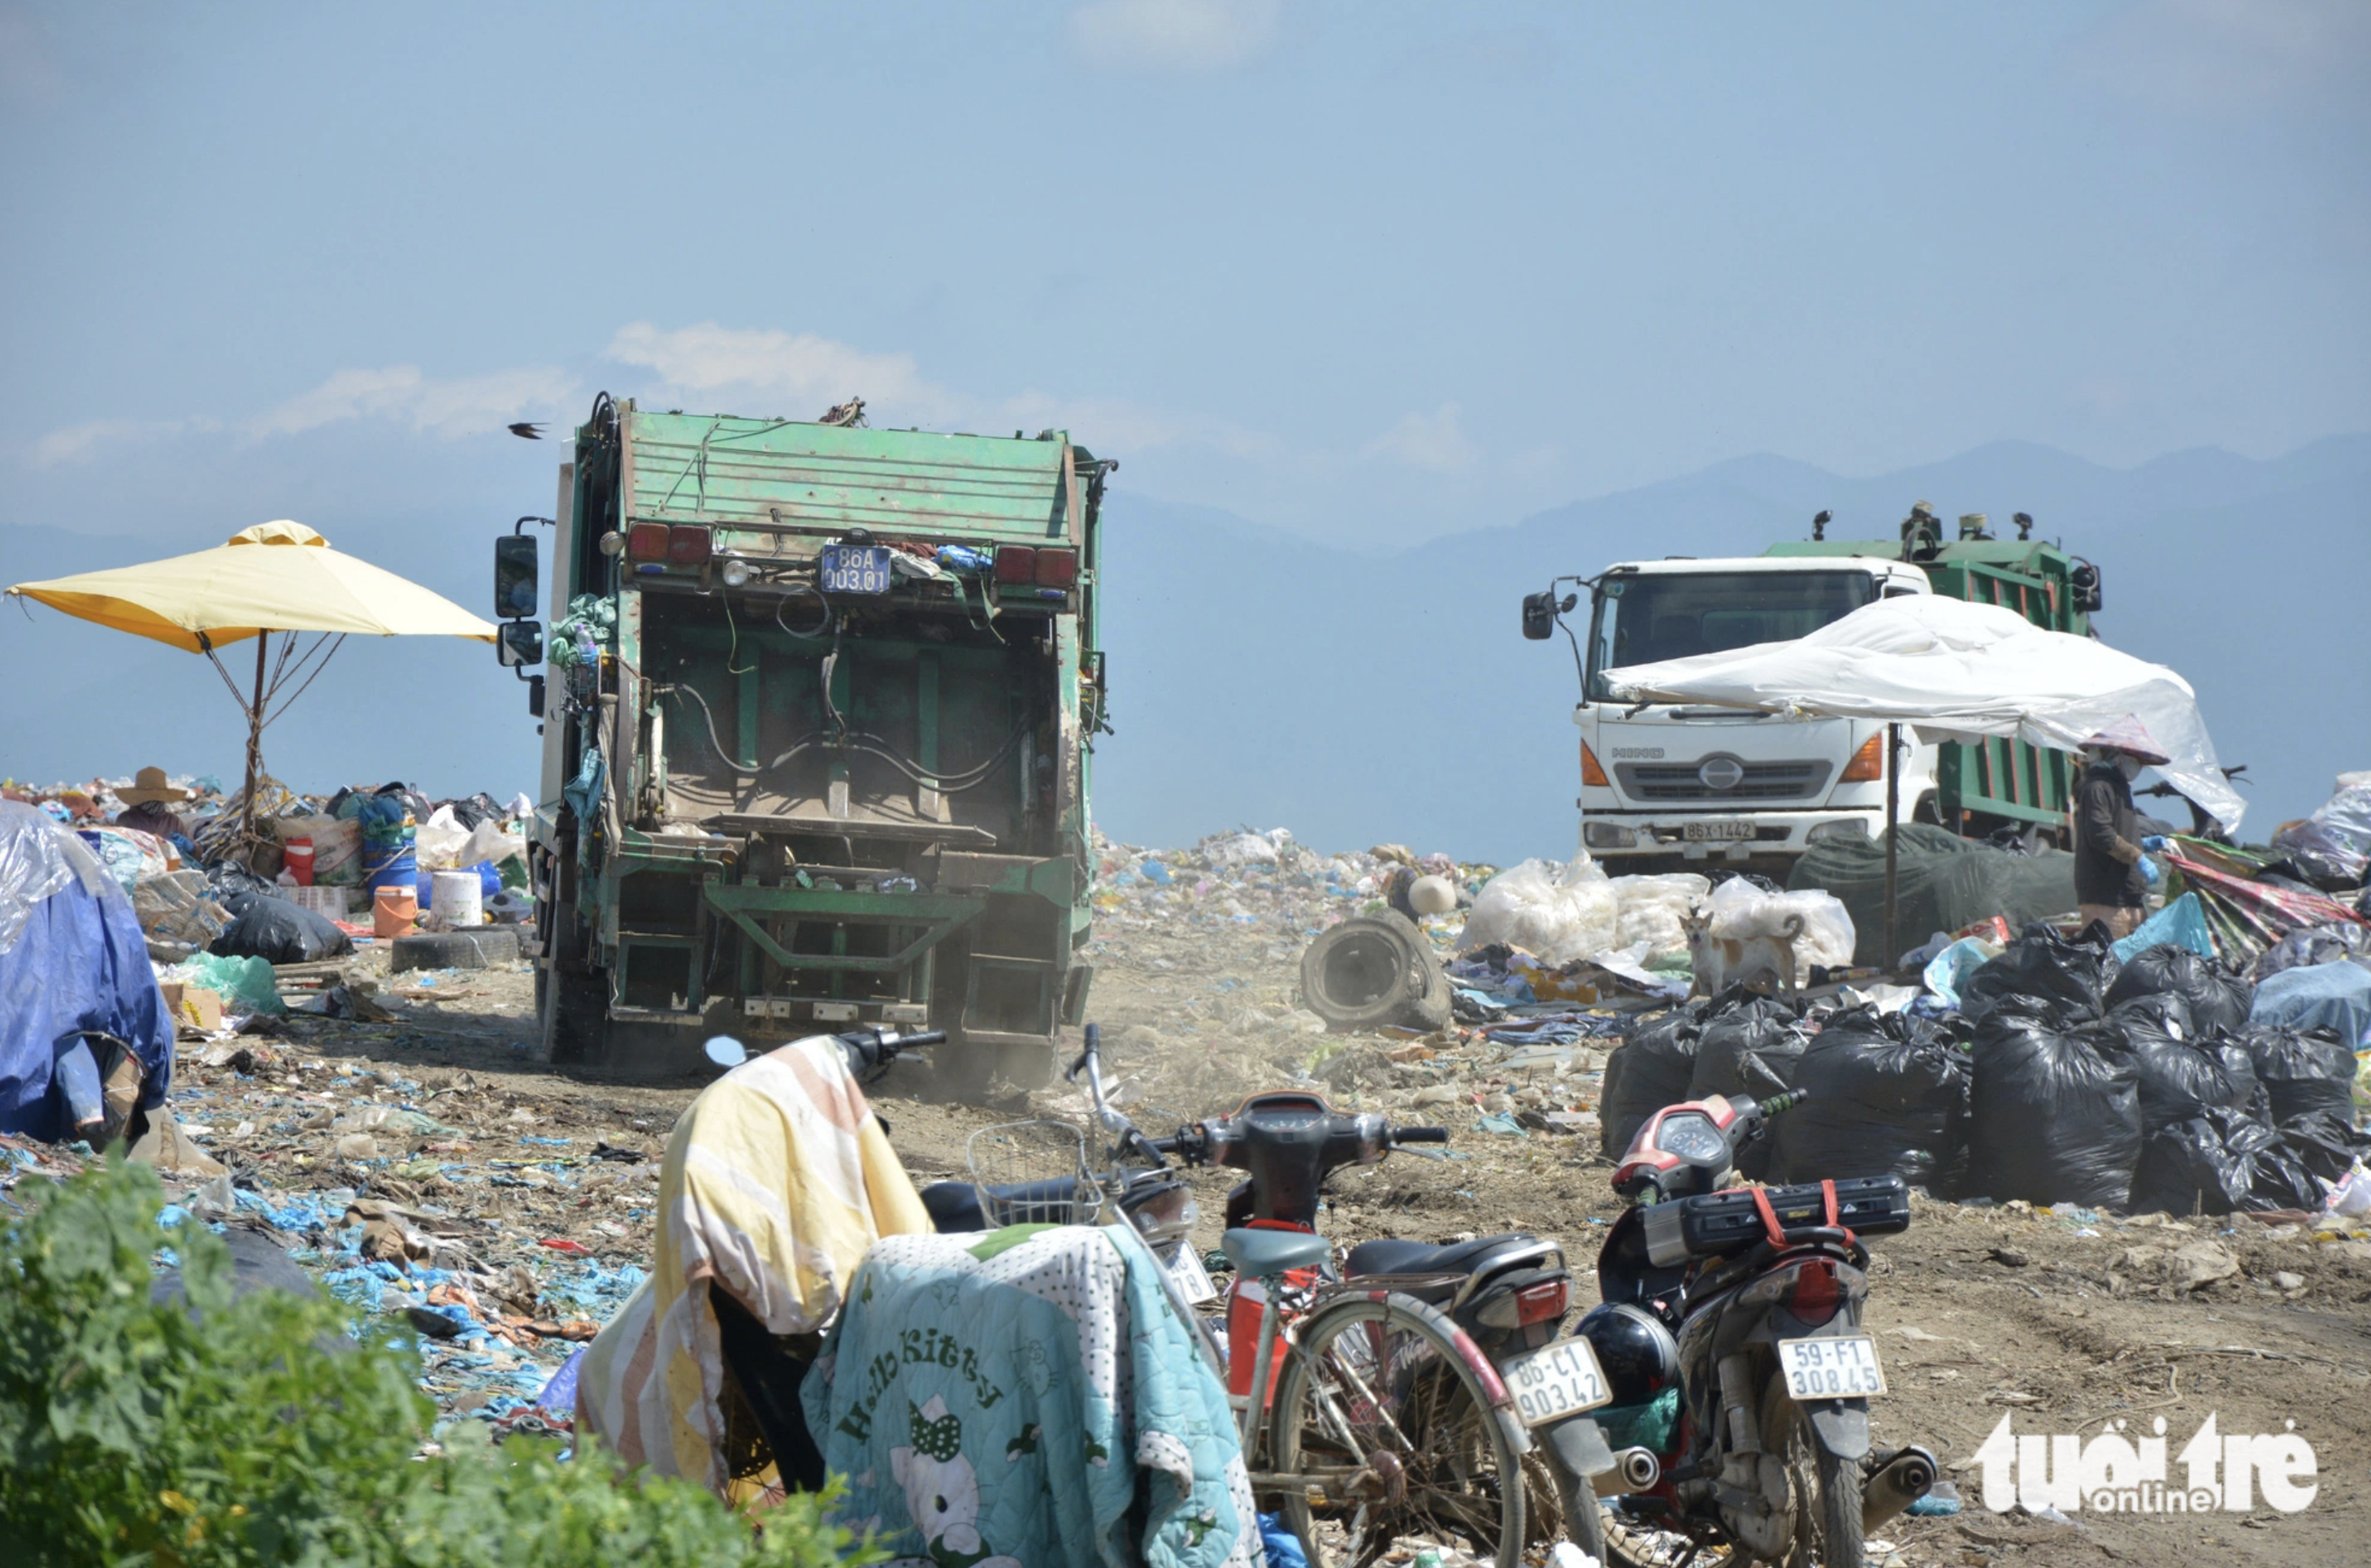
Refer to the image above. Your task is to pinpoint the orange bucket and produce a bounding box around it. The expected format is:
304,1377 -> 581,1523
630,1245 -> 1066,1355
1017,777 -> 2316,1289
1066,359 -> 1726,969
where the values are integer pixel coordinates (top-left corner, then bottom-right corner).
372,885 -> 418,938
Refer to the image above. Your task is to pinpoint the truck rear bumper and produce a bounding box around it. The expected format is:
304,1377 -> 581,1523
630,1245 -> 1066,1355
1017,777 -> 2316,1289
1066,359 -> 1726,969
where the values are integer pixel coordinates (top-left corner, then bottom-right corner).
1580,808 -> 1881,864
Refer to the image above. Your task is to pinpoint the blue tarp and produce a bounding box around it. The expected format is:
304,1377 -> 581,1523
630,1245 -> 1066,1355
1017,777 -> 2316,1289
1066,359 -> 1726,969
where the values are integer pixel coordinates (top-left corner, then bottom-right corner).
0,801 -> 175,1141
2250,960 -> 2371,1049
2111,893 -> 2217,964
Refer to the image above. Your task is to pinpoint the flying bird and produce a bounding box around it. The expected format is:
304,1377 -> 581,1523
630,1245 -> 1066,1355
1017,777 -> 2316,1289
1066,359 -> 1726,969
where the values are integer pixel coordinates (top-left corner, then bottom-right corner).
508,422 -> 547,440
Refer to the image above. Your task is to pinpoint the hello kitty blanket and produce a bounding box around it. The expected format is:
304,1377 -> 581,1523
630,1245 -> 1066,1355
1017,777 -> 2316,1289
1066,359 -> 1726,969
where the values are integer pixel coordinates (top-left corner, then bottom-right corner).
803,1224 -> 1259,1568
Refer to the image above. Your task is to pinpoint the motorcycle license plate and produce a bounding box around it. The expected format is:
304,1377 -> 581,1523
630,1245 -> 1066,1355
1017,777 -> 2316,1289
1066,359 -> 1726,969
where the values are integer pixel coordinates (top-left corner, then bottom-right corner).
1499,1339 -> 1614,1426
818,544 -> 892,595
1683,819 -> 1755,842
1778,1335 -> 1888,1399
1165,1242 -> 1218,1306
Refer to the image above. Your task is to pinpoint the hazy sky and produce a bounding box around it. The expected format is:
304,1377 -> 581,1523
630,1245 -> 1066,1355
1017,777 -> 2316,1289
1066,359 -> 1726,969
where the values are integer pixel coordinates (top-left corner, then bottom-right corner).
4,0 -> 2364,550
2,2 -> 2364,842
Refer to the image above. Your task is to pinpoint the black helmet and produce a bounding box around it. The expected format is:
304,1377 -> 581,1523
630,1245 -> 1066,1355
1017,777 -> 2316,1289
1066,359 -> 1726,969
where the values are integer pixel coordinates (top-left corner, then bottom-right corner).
1576,1302 -> 1680,1406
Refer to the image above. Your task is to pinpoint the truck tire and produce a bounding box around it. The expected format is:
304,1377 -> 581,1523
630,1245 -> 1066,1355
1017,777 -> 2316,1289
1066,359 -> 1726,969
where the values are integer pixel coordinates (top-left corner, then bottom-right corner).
1300,912 -> 1452,1033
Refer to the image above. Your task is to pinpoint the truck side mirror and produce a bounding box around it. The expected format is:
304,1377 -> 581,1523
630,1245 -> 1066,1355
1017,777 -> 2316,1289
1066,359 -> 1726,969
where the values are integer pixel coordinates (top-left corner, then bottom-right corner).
495,534 -> 540,620
496,620 -> 544,669
1521,591 -> 1558,640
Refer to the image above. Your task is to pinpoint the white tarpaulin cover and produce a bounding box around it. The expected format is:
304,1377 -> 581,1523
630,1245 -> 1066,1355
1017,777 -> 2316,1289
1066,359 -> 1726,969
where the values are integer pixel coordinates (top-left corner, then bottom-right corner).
1602,596 -> 2246,833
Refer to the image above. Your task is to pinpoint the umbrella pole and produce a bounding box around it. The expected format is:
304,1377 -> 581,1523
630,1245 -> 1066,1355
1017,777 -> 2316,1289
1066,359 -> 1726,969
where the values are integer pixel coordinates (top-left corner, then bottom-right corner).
1883,721 -> 1901,972
241,631 -> 268,848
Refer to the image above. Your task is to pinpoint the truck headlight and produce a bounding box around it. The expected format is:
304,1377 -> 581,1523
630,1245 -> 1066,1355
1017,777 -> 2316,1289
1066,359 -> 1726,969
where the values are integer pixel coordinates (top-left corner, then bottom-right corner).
1584,823 -> 1638,849
1806,820 -> 1867,842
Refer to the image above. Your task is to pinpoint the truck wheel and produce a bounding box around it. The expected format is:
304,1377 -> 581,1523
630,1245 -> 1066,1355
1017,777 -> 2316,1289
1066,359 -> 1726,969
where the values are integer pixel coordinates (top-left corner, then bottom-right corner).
1300,912 -> 1450,1033
999,1038 -> 1057,1091
542,962 -> 609,1065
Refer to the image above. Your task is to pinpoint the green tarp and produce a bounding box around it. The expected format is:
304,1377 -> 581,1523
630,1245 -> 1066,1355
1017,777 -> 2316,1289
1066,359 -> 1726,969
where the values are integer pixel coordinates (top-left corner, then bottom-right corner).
1788,824 -> 2078,966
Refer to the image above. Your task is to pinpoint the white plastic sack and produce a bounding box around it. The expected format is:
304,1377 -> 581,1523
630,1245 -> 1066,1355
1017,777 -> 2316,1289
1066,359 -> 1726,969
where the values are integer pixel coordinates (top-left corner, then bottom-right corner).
414,805 -> 471,871
1703,879 -> 1857,972
1456,854 -> 1620,966
1608,873 -> 1710,960
457,816 -> 525,870
1203,827 -> 1292,867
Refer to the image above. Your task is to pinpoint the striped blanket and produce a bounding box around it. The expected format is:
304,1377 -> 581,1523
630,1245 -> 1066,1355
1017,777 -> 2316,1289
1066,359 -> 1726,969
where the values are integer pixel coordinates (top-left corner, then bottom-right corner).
575,1034 -> 930,1492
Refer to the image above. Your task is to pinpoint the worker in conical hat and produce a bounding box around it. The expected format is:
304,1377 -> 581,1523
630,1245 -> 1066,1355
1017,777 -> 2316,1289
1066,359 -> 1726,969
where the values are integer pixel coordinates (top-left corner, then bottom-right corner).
2072,718 -> 2169,942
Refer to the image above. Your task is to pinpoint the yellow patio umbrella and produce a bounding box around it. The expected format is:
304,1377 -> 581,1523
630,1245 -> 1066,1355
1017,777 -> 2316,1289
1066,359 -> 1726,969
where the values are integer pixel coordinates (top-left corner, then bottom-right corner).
7,521 -> 496,843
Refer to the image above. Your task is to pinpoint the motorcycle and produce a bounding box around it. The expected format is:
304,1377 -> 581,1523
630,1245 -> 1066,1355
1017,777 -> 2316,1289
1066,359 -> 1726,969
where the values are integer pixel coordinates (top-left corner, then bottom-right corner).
1171,1080 -> 1617,1562
1558,1089 -> 1939,1568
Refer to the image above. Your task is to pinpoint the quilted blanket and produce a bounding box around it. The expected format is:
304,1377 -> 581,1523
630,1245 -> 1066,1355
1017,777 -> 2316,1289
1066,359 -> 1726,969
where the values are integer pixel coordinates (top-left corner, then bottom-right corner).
575,1033 -> 930,1492
804,1224 -> 1259,1568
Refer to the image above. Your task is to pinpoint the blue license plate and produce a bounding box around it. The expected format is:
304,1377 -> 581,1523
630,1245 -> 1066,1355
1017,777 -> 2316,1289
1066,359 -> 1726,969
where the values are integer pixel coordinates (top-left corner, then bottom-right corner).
819,544 -> 892,595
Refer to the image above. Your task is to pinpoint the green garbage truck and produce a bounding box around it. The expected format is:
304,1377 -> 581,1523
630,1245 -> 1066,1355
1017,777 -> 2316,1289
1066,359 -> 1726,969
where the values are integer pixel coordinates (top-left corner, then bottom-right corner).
492,396 -> 1114,1089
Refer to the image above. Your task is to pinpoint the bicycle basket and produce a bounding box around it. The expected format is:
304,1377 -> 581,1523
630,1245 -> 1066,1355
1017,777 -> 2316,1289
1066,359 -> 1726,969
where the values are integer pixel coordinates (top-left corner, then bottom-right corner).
965,1120 -> 1101,1228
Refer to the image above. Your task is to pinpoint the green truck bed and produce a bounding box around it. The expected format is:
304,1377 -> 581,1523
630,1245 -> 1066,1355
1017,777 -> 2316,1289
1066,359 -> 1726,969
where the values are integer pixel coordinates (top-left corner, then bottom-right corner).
522,400 -> 1112,1089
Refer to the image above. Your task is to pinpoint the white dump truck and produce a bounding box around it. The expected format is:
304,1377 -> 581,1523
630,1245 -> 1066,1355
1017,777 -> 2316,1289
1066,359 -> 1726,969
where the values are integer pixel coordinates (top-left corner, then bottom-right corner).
1520,509 -> 2100,877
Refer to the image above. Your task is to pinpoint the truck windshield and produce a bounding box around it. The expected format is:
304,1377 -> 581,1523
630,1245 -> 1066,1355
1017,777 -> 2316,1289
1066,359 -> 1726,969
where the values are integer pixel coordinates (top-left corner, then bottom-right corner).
1584,570 -> 1878,701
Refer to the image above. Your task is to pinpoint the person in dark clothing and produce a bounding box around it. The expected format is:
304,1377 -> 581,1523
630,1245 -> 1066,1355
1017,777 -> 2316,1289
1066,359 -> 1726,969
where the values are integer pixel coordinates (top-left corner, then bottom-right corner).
113,766 -> 193,842
2071,718 -> 2169,940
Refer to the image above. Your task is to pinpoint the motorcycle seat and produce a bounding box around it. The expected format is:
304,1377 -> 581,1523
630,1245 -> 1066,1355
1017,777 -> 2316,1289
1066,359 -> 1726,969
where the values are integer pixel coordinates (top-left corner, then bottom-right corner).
1223,1227 -> 1332,1278
1343,1232 -> 1547,1279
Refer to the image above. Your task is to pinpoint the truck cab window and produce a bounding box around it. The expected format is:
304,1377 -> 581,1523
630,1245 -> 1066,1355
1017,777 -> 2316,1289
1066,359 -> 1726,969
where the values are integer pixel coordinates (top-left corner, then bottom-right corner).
1584,571 -> 1879,702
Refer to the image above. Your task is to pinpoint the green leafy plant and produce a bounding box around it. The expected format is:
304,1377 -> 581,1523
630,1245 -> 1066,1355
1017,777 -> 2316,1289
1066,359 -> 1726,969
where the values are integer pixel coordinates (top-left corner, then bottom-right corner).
0,1157 -> 872,1568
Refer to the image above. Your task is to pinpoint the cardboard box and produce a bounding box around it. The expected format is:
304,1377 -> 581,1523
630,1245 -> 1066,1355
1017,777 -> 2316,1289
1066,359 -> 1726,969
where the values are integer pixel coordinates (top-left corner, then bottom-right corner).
159,981 -> 223,1031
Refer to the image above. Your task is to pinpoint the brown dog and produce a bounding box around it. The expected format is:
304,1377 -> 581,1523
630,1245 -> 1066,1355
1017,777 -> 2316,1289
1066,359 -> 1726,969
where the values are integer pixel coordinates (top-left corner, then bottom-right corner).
1683,907 -> 1806,998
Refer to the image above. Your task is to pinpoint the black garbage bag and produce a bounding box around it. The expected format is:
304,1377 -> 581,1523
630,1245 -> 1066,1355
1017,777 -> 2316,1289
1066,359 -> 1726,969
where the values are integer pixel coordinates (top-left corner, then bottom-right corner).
2130,1107 -> 2317,1217
2109,994 -> 2265,1128
1687,989 -> 1805,1180
2243,1026 -> 2356,1123
2273,1107 -> 2370,1185
202,861 -> 280,917
1772,1006 -> 1970,1193
1967,1008 -> 2142,1208
1958,922 -> 2122,1027
1688,990 -> 1804,1101
211,895 -> 353,964
2104,944 -> 2254,1034
1602,1006 -> 1705,1160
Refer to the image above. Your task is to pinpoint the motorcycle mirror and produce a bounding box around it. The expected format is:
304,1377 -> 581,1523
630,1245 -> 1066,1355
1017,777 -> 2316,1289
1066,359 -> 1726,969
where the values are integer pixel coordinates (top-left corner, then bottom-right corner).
704,1036 -> 749,1068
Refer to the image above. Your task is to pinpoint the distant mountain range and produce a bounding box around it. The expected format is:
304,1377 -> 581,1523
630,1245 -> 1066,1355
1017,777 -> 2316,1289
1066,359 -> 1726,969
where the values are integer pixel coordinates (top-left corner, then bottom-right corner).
1093,435 -> 2371,861
6,436 -> 2364,864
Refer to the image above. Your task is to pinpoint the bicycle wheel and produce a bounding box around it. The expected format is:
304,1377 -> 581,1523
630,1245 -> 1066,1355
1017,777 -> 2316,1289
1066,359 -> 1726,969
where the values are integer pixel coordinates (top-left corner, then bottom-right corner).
1269,1291 -> 1525,1568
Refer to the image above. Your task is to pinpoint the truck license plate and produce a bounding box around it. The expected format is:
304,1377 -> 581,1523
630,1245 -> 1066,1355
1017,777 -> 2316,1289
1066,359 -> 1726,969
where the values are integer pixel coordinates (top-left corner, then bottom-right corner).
1683,820 -> 1755,842
1778,1335 -> 1888,1399
1164,1242 -> 1218,1306
1499,1338 -> 1613,1426
819,544 -> 892,595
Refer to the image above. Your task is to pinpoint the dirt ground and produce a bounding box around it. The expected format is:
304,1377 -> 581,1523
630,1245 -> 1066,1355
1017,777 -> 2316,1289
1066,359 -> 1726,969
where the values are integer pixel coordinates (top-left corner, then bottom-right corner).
136,901 -> 2371,1568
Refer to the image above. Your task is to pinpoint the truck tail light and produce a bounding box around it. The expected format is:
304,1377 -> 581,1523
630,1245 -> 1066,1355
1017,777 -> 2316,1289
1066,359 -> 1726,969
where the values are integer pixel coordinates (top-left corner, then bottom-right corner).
1034,548 -> 1077,588
626,522 -> 671,562
994,545 -> 1038,585
667,526 -> 712,566
1580,741 -> 1610,788
1840,733 -> 1885,782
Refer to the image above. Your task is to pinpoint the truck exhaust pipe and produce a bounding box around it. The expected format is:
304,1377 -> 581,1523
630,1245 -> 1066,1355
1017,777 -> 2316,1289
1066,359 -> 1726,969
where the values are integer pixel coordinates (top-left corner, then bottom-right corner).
1592,1447 -> 1662,1495
1862,1445 -> 1937,1532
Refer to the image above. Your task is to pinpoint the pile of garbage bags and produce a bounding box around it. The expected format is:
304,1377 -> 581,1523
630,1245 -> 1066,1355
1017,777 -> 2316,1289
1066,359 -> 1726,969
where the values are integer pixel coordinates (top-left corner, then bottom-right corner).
1600,919 -> 2368,1217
